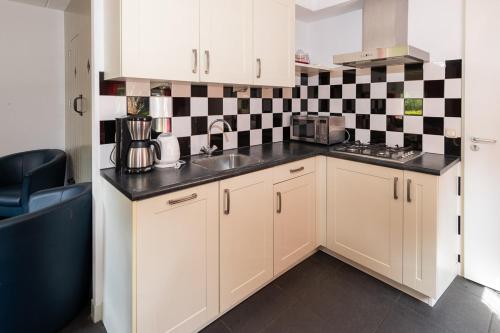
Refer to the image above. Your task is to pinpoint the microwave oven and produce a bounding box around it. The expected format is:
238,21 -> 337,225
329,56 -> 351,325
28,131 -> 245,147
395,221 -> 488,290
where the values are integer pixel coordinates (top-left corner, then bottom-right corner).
290,115 -> 345,145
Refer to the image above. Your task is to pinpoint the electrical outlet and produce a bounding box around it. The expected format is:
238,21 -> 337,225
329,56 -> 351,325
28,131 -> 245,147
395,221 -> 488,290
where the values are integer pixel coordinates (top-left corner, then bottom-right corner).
445,129 -> 457,138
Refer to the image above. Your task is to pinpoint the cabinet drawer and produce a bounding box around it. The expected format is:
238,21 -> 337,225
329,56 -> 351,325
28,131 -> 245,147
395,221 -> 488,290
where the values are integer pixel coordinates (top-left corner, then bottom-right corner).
273,158 -> 315,183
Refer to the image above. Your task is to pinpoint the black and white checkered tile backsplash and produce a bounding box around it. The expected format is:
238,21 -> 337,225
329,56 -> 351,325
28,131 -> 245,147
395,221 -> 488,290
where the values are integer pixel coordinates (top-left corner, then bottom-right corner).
99,60 -> 462,168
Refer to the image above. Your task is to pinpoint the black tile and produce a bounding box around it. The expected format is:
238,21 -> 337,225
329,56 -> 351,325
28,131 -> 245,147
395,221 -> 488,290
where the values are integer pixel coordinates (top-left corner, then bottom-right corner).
330,85 -> 343,99
237,98 -> 250,114
319,72 -> 331,85
223,115 -> 237,132
238,131 -> 250,148
262,99 -> 273,113
423,117 -> 444,135
424,80 -> 445,98
224,86 -> 237,98
191,116 -> 208,135
357,84 -> 371,98
405,63 -> 424,81
445,59 -> 462,79
387,115 -> 404,132
100,120 -> 116,144
191,84 -> 208,97
356,114 -> 370,129
172,97 -> 191,117
273,113 -> 283,127
177,136 -> 191,157
200,320 -> 231,333
273,88 -> 283,98
263,301 -> 332,333
301,99 -> 308,112
371,66 -> 387,83
445,137 -> 462,156
371,99 -> 386,114
308,112 -> 319,116
343,69 -> 356,84
387,82 -> 404,98
262,128 -> 273,144
404,133 -> 423,150
343,99 -> 356,113
251,114 -> 262,129
210,133 -> 223,153
300,73 -> 308,86
208,98 -> 223,115
346,128 -> 356,142
127,96 -> 149,116
99,72 -> 125,96
370,131 -> 386,144
445,99 -> 461,117
376,305 -> 449,333
292,86 -> 301,99
250,87 -> 262,98
283,99 -> 292,112
319,99 -> 330,113
308,86 -> 318,99
283,126 -> 291,141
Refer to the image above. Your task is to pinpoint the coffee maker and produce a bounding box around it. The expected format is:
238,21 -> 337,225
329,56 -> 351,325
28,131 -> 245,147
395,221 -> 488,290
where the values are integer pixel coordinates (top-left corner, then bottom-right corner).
115,116 -> 161,173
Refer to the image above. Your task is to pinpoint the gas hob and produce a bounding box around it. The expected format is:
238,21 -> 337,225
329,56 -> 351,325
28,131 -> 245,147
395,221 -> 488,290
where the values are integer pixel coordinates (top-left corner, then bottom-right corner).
331,141 -> 424,163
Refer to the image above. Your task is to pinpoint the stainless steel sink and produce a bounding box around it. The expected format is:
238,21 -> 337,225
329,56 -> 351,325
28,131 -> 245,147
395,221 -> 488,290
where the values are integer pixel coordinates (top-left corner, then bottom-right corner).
192,154 -> 261,171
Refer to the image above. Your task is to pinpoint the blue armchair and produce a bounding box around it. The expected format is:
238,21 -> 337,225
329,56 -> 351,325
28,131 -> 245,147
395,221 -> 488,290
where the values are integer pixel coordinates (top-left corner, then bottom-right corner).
0,183 -> 92,333
0,149 -> 66,217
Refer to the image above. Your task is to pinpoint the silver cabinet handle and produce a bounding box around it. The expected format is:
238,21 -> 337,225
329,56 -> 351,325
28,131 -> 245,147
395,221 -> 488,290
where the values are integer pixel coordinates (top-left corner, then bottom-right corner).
290,166 -> 305,174
224,189 -> 230,215
205,50 -> 210,74
407,179 -> 412,203
168,193 -> 197,205
471,137 -> 497,144
192,49 -> 198,74
73,94 -> 83,116
256,58 -> 262,78
277,192 -> 282,214
393,177 -> 399,200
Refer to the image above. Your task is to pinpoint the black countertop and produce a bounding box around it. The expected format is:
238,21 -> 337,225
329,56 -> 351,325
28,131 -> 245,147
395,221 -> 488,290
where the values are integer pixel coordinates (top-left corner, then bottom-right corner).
101,142 -> 461,201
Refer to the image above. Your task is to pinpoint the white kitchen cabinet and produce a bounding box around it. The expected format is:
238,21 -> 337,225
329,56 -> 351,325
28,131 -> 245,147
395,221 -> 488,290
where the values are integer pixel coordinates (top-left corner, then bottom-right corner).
219,169 -> 274,313
253,0 -> 295,87
274,173 -> 316,275
327,158 -> 404,283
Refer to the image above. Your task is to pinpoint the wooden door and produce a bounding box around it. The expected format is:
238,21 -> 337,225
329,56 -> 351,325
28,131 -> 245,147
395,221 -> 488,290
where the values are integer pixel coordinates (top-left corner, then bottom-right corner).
135,183 -> 219,333
253,0 -> 295,87
327,158 -> 404,283
199,0 -> 253,84
220,169 -> 274,313
274,173 -> 316,275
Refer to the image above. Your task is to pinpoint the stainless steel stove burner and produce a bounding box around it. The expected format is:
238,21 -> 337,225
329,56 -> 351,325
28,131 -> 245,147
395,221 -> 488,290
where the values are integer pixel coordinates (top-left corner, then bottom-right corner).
331,142 -> 423,163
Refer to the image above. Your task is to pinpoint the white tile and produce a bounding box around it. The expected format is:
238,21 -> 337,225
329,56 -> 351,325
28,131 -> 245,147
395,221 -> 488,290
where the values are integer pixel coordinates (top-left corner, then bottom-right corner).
444,117 -> 462,137
283,113 -> 292,127
250,129 -> 262,146
423,99 -> 445,117
387,65 -> 404,82
356,99 -> 370,114
355,129 -> 370,143
386,99 -> 404,115
344,113 -> 356,128
171,117 -> 191,137
262,113 -> 273,129
190,134 -> 208,155
404,116 -> 423,134
370,115 -> 386,131
273,99 -> 283,113
295,74 -> 301,86
224,98 -> 238,115
330,100 -> 342,114
343,84 -> 356,99
318,85 -> 330,99
423,135 -> 444,154
300,86 -> 308,98
445,79 -> 462,98
318,112 -> 330,117
331,75 -> 342,85
404,81 -> 424,98
223,131 -> 238,150
237,114 -> 250,131
292,99 -> 301,112
371,83 -> 387,99
99,144 -> 115,169
309,74 -> 319,86
424,62 -> 446,80
386,132 -> 404,147
126,79 -> 150,97
273,127 -> 283,142
308,99 -> 318,113
100,96 -> 127,121
190,97 -> 208,116
357,74 -> 370,84
149,97 -> 173,118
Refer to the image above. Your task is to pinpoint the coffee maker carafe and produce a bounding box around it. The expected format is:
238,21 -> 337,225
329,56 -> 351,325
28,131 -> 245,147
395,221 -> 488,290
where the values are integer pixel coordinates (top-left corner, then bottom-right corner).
126,116 -> 161,173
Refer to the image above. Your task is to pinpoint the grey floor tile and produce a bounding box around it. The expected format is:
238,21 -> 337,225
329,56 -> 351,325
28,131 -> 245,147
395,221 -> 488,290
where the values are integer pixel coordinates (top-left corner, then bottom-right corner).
376,305 -> 451,333
262,301 -> 333,333
58,310 -> 106,333
200,320 -> 231,333
453,276 -> 490,298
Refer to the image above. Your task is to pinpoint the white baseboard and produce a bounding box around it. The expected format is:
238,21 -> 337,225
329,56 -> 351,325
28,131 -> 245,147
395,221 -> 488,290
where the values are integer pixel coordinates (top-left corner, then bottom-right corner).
91,299 -> 104,323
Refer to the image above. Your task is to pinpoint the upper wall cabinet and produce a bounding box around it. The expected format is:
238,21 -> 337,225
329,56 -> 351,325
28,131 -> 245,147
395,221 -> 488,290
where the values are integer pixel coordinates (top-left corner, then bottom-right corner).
104,0 -> 295,87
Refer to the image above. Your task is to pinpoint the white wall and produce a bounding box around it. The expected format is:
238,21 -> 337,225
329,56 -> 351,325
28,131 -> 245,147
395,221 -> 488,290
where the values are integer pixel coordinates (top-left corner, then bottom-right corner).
0,0 -> 65,156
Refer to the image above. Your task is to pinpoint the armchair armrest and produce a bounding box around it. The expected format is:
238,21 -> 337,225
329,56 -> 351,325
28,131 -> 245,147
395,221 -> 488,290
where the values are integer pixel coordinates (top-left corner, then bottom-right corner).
23,153 -> 66,198
0,154 -> 23,187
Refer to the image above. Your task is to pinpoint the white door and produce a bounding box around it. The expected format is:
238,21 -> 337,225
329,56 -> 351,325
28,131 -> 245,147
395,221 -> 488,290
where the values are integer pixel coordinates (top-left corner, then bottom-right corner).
327,158 -> 404,283
274,173 -> 316,275
200,0 -> 253,84
122,0 -> 200,81
464,0 -> 500,291
220,169 -> 274,313
253,0 -> 295,87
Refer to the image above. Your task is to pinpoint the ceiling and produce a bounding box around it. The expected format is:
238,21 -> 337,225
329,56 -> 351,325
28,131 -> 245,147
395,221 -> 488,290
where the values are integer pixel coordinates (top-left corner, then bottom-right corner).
8,0 -> 71,11
296,0 -> 363,22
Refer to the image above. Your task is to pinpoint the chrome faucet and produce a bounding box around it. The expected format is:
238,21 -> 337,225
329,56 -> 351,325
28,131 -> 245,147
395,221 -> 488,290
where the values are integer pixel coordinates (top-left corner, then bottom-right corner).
200,119 -> 233,156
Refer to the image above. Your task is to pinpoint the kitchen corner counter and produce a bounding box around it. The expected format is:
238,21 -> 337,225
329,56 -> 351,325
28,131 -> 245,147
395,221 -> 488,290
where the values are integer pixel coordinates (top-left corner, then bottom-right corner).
101,142 -> 461,201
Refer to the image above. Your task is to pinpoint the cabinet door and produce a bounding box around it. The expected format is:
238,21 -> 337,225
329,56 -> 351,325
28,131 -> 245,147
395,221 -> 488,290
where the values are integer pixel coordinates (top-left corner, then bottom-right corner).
403,171 -> 438,298
327,158 -> 404,283
200,0 -> 253,84
274,173 -> 316,275
135,183 -> 219,333
121,0 -> 200,81
253,0 -> 295,87
220,169 -> 274,312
